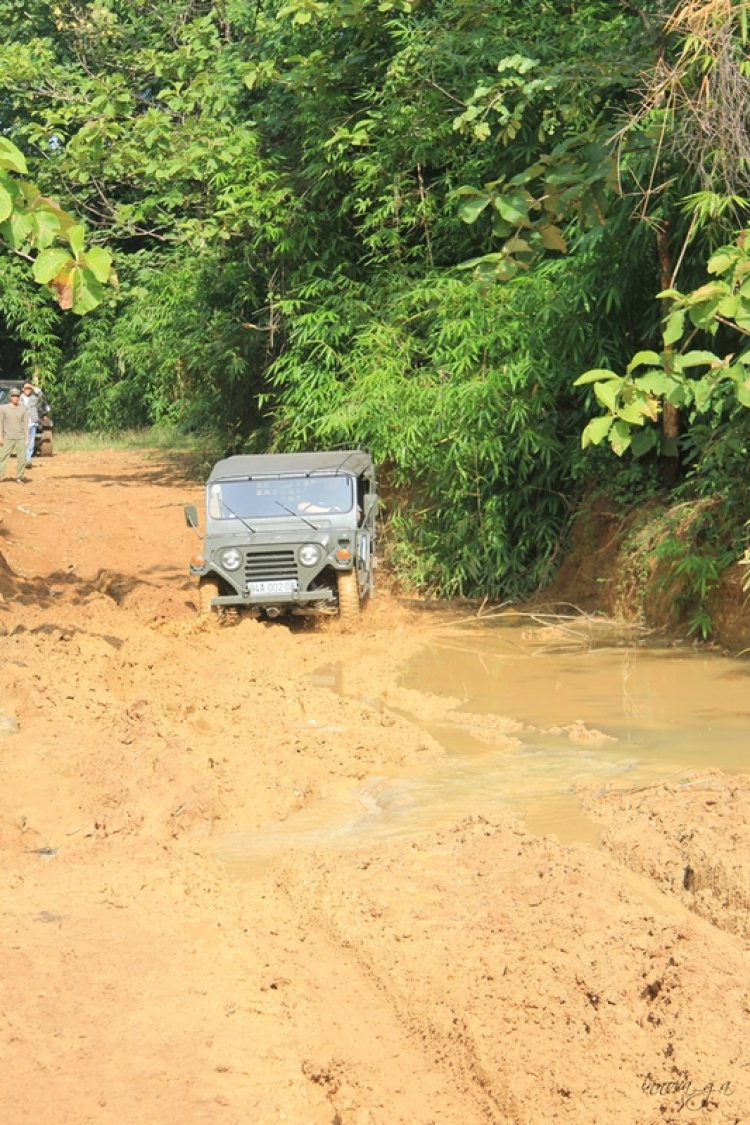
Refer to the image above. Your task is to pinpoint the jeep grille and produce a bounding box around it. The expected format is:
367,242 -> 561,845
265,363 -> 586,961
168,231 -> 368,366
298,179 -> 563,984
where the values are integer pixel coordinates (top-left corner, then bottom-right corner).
245,550 -> 298,583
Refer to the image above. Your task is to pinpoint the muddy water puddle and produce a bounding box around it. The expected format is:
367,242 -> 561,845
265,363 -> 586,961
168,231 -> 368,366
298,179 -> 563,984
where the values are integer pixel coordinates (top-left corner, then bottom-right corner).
215,619 -> 750,874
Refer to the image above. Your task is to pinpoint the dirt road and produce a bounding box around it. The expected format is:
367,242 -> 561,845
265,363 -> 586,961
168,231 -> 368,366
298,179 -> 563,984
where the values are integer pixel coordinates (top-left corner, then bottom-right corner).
1,449 -> 749,1125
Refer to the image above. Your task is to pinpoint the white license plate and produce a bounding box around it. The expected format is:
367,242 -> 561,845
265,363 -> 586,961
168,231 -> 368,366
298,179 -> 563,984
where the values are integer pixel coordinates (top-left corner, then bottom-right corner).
248,579 -> 298,595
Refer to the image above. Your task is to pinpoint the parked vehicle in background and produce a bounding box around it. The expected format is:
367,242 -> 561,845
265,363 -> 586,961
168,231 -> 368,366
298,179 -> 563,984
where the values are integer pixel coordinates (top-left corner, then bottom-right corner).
0,381 -> 52,456
184,449 -> 378,622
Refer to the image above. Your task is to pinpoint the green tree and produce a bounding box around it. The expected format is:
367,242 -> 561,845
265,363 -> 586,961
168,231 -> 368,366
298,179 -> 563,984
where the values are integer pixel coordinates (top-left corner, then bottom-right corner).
0,0 -> 716,603
0,136 -> 114,314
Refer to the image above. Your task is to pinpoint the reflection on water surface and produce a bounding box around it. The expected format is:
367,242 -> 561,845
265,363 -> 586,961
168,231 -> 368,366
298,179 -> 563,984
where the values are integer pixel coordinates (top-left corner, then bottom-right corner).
215,617 -> 750,873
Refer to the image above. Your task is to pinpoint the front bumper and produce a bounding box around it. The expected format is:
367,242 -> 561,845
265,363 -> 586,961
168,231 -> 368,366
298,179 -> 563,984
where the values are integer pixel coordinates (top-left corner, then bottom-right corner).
190,539 -> 354,607
209,587 -> 336,607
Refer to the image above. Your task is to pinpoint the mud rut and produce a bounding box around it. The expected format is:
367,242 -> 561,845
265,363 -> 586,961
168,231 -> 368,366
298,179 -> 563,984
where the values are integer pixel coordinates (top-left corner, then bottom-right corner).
0,450 -> 749,1125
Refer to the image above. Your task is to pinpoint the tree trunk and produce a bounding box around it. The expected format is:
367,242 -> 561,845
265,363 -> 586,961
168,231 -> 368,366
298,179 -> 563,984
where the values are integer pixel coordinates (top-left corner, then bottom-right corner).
657,222 -> 680,484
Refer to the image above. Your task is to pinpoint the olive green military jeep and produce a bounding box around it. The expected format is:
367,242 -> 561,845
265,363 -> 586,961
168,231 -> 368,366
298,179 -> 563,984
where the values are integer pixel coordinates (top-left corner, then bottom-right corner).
184,449 -> 378,621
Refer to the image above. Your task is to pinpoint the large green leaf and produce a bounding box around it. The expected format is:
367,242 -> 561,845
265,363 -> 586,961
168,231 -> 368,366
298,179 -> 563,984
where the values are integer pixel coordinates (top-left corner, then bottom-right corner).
486,259 -> 518,282
82,246 -> 113,283
0,138 -> 27,175
593,379 -> 622,411
491,213 -> 512,238
626,350 -> 661,373
32,247 -> 72,284
0,183 -> 13,224
688,298 -> 722,332
717,294 -> 739,318
636,370 -> 672,396
495,190 -> 528,226
630,428 -> 658,458
458,195 -> 491,223
618,400 -> 648,425
581,415 -> 613,448
691,378 -> 714,413
663,309 -> 685,347
457,251 -> 505,271
31,207 -> 62,249
666,381 -> 686,408
608,419 -> 631,456
680,350 -> 721,368
5,210 -> 33,247
574,368 -> 620,385
66,224 -> 86,258
71,267 -> 105,315
707,250 -> 737,275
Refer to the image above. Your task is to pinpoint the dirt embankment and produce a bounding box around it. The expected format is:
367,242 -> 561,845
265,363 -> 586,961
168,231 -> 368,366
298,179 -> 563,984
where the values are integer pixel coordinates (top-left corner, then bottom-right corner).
544,493 -> 750,651
1,450 -> 749,1125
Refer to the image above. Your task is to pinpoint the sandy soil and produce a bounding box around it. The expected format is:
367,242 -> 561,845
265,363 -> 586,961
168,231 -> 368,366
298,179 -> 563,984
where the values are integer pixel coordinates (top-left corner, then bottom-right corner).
1,449 -> 749,1125
579,768 -> 750,941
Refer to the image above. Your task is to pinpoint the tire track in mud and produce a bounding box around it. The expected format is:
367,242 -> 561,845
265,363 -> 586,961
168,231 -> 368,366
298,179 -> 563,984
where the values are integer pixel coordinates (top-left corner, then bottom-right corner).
580,770 -> 750,942
272,817 -> 750,1125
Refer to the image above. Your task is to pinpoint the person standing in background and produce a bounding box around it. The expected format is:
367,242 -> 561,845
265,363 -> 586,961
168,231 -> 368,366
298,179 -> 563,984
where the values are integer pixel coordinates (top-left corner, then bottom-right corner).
0,390 -> 29,483
20,382 -> 41,467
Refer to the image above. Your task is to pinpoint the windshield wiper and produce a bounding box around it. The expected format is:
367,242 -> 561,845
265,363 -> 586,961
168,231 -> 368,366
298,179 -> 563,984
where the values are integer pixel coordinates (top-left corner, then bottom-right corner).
218,499 -> 257,534
274,500 -> 318,530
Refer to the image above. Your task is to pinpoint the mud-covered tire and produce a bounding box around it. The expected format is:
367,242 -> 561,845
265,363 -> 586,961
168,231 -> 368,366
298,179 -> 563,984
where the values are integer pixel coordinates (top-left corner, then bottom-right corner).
336,568 -> 360,622
39,437 -> 52,457
198,575 -> 221,617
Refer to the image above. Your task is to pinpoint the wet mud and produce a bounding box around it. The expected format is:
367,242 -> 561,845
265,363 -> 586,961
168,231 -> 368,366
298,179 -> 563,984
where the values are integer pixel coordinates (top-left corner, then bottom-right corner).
580,769 -> 750,941
0,450 -> 749,1124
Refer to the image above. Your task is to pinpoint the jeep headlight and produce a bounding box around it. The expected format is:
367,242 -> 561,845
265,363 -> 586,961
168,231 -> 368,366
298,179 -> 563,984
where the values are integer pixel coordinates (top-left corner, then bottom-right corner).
220,548 -> 243,571
298,543 -> 322,567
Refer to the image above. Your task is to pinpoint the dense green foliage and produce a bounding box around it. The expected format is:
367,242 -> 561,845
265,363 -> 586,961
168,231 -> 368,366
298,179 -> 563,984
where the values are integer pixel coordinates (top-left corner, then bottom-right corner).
270,269 -> 573,595
2,0 -> 750,611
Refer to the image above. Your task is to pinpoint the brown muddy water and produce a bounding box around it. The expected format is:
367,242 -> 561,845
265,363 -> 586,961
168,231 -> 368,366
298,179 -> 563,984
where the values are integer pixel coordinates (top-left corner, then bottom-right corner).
215,616 -> 750,872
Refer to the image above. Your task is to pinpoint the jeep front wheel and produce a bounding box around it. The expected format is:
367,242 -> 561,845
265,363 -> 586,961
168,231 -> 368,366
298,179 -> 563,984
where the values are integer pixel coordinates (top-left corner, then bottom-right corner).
198,575 -> 221,617
336,569 -> 359,622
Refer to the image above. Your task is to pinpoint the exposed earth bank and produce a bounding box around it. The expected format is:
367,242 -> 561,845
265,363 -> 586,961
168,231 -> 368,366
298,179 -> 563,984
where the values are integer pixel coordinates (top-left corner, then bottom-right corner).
544,492 -> 750,651
1,449 -> 749,1125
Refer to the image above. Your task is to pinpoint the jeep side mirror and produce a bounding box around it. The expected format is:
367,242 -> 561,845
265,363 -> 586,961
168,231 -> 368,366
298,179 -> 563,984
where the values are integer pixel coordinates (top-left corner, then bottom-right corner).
184,504 -> 199,530
363,493 -> 378,517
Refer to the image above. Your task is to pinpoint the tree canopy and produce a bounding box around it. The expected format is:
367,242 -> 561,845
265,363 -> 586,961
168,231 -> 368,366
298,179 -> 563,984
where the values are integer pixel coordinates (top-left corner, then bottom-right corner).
3,0 -> 750,616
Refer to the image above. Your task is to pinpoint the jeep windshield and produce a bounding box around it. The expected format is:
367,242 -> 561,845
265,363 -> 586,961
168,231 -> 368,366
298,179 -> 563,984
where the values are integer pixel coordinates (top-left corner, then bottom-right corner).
207,474 -> 354,520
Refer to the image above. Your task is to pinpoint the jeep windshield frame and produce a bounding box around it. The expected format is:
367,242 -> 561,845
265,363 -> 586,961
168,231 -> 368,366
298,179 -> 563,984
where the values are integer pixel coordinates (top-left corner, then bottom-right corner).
206,473 -> 355,523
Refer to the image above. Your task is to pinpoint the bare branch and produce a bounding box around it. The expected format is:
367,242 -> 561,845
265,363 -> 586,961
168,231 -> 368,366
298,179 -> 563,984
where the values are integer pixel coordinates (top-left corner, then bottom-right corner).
615,1 -> 750,203
618,0 -> 653,32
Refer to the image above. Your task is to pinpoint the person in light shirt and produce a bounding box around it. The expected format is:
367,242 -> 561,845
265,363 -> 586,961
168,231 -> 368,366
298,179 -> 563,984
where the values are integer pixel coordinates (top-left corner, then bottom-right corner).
0,390 -> 29,483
